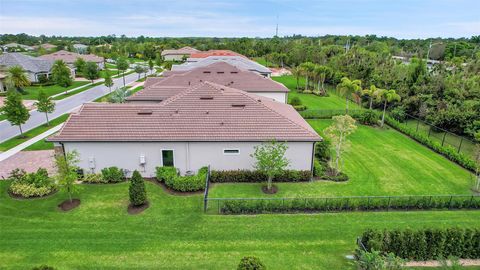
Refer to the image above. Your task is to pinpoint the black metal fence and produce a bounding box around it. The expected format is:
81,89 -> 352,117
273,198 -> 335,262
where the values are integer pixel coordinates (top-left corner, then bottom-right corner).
205,194 -> 480,214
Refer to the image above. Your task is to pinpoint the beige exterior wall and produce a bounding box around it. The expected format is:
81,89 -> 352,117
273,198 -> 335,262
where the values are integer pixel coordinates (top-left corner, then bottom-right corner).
61,141 -> 314,177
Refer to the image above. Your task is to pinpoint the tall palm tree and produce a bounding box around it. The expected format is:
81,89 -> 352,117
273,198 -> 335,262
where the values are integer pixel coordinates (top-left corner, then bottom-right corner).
362,85 -> 377,109
5,66 -> 30,92
291,66 -> 301,90
314,65 -> 332,95
299,62 -> 315,91
336,77 -> 362,114
375,89 -> 401,127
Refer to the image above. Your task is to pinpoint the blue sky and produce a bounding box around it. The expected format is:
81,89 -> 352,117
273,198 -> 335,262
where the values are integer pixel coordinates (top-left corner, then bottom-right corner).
0,0 -> 479,38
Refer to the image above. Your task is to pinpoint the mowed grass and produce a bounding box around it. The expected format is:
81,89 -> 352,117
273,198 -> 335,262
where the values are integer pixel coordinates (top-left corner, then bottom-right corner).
22,81 -> 90,100
209,119 -> 474,198
0,180 -> 479,270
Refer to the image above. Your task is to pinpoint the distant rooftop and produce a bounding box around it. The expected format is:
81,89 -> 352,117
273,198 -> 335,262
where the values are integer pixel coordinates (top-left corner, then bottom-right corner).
172,55 -> 271,75
39,50 -> 103,64
0,53 -> 53,73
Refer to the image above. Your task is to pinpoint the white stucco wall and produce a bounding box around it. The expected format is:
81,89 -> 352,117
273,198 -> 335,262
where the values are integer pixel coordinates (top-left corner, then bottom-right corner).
254,92 -> 287,103
61,141 -> 314,177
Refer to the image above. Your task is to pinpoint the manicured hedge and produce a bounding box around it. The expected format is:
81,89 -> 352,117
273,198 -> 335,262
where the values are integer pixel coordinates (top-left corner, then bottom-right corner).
218,195 -> 480,214
156,166 -> 208,192
100,167 -> 125,183
210,170 -> 311,183
384,115 -> 477,171
359,227 -> 480,260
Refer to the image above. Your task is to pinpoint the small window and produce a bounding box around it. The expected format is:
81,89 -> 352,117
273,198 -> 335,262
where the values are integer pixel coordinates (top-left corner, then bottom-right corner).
223,149 -> 240,155
162,150 -> 174,167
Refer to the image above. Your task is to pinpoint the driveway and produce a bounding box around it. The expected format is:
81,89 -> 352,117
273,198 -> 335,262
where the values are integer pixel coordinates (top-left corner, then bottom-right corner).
0,150 -> 55,179
0,72 -> 138,143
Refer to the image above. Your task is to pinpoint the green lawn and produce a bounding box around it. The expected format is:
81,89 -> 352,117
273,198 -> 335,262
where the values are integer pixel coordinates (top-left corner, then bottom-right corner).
105,63 -> 117,69
209,119 -> 474,198
51,81 -> 103,101
0,180 -> 478,269
0,114 -> 69,152
22,81 -> 90,100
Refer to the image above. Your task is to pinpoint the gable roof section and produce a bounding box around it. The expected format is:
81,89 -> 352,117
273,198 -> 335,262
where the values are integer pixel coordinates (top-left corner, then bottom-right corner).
50,82 -> 320,142
161,46 -> 200,56
39,50 -> 103,64
0,53 -> 53,73
172,56 -> 271,74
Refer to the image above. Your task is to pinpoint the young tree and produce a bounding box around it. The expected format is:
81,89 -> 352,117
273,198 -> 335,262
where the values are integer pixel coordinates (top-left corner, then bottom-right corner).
104,70 -> 114,93
116,57 -> 129,87
134,65 -> 144,80
55,150 -> 80,203
5,66 -> 30,92
35,89 -> 55,126
324,115 -> 357,175
1,90 -> 30,136
155,53 -> 163,67
129,170 -> 147,206
73,57 -> 86,76
51,60 -> 72,91
336,77 -> 362,114
148,59 -> 154,74
375,89 -> 401,127
362,85 -> 377,109
251,140 -> 290,192
84,62 -> 99,83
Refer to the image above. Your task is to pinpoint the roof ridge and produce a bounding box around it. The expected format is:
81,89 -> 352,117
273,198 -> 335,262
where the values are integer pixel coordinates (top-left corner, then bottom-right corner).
203,82 -> 318,138
159,82 -> 205,106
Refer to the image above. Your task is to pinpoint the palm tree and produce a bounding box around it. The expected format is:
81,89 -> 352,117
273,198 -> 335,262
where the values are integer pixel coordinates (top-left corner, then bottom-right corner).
314,65 -> 331,95
375,89 -> 401,127
299,62 -> 315,91
362,85 -> 377,109
336,77 -> 362,114
5,66 -> 30,92
291,66 -> 301,90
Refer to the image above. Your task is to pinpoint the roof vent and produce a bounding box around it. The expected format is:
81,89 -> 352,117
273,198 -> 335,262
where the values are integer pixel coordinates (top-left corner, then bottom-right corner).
174,109 -> 179,114
217,71 -> 224,74
220,122 -> 224,126
137,110 -> 153,115
200,96 -> 214,100
231,104 -> 246,108
203,71 -> 211,74
230,71 -> 238,74
205,111 -> 209,114
257,99 -> 262,102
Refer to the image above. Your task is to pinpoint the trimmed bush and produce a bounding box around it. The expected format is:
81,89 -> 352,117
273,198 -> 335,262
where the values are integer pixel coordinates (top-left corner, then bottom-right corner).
289,96 -> 302,106
315,139 -> 331,162
210,170 -> 311,183
156,166 -> 208,192
219,195 -> 480,214
357,110 -> 379,126
293,105 -> 307,111
82,173 -> 105,184
100,166 -> 125,183
129,170 -> 147,206
32,266 -> 56,270
359,227 -> 480,260
237,256 -> 266,270
8,168 -> 56,198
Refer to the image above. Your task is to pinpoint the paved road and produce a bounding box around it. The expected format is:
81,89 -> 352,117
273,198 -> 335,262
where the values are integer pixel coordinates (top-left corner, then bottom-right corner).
0,73 -> 138,143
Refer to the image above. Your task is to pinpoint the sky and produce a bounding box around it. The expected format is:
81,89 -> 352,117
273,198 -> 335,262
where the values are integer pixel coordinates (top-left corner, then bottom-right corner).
0,0 -> 479,38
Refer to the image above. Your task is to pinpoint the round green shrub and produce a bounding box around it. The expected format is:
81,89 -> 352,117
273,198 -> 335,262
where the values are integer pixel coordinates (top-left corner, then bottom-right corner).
289,96 -> 302,106
8,168 -> 56,198
357,110 -> 379,125
100,166 -> 125,183
237,256 -> 266,270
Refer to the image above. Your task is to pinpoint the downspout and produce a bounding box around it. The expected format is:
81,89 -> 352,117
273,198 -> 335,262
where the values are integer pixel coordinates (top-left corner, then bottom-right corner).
186,142 -> 190,173
310,141 -> 316,181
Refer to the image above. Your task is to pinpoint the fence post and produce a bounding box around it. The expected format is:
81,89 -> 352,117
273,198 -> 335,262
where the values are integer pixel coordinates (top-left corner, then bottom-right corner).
441,132 -> 447,146
428,126 -> 432,138
457,137 -> 463,153
416,119 -> 420,132
387,197 -> 391,211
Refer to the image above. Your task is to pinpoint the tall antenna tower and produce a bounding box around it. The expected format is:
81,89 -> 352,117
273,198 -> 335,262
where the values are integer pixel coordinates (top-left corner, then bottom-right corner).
275,14 -> 279,37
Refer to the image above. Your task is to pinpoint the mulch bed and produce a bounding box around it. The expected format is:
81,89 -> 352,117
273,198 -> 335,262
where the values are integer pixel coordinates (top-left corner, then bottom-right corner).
262,185 -> 278,194
145,178 -> 204,196
127,201 -> 150,215
58,199 -> 81,212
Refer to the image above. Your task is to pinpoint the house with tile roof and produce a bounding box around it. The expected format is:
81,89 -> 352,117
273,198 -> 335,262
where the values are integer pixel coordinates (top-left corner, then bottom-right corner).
161,46 -> 200,61
1,43 -> 34,52
129,62 -> 288,103
40,50 -> 104,72
0,53 -> 54,82
49,81 -> 320,177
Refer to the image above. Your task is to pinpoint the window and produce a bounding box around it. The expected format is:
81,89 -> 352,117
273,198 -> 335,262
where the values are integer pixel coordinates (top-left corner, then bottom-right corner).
162,150 -> 174,167
223,149 -> 240,155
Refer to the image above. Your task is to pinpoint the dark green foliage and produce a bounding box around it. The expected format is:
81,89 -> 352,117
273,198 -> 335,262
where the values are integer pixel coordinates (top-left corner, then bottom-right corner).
210,170 -> 311,183
390,106 -> 406,122
1,90 -> 30,133
357,110 -> 379,125
155,166 -> 208,192
315,140 -> 331,162
84,62 -> 99,83
359,228 -> 480,260
32,265 -> 56,270
237,256 -> 266,270
293,105 -> 307,111
219,195 -> 480,214
8,168 -> 56,198
100,167 -> 125,183
129,170 -> 147,206
289,96 -> 302,106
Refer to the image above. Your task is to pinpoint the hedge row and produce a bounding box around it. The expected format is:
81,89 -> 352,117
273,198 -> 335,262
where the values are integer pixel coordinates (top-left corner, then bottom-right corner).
219,195 -> 480,214
384,115 -> 477,171
360,228 -> 480,260
156,166 -> 208,192
210,170 -> 311,183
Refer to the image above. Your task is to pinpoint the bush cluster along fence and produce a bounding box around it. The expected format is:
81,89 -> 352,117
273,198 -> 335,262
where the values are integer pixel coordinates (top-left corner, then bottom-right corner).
300,109 -> 366,119
357,228 -> 480,260
205,194 -> 480,214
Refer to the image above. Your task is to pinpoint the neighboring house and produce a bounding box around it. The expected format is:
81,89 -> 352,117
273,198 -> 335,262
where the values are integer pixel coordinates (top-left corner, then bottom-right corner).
1,43 -> 34,52
161,46 -> 200,61
73,44 -> 89,54
33,43 -> 57,51
0,72 -> 7,92
172,56 -> 272,77
49,81 -> 320,177
130,62 -> 289,103
188,49 -> 245,60
40,50 -> 104,73
0,53 -> 54,83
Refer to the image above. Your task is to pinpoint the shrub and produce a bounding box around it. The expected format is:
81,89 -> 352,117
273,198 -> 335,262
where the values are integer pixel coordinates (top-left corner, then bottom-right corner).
293,105 -> 307,111
32,266 -> 56,270
289,96 -> 302,106
155,166 -> 208,192
129,170 -> 147,206
390,106 -> 406,122
315,140 -> 331,162
82,173 -> 105,184
100,167 -> 125,183
355,250 -> 404,270
8,168 -> 56,198
210,170 -> 311,183
237,256 -> 266,270
359,228 -> 480,261
357,110 -> 379,125
313,159 -> 324,177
